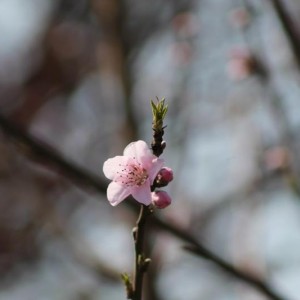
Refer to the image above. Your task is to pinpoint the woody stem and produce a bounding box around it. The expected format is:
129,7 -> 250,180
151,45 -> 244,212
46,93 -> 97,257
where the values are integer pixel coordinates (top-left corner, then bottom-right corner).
132,204 -> 151,300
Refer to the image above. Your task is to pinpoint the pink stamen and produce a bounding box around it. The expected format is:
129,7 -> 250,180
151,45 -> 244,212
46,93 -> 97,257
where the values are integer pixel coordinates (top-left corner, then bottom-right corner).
116,161 -> 148,187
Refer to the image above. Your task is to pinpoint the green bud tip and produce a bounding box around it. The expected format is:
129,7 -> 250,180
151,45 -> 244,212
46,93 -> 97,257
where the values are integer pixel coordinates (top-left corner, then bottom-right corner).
151,97 -> 168,130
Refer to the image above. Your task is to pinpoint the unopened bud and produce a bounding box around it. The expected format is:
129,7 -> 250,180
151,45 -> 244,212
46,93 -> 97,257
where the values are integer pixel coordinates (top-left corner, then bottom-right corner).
151,191 -> 172,209
155,167 -> 174,187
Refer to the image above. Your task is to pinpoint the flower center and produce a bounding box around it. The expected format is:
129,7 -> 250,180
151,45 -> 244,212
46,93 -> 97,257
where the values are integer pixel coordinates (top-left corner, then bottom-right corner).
116,162 -> 149,187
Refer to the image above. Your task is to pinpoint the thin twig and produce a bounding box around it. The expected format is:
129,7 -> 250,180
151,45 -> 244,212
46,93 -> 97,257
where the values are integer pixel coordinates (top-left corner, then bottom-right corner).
0,114 -> 287,300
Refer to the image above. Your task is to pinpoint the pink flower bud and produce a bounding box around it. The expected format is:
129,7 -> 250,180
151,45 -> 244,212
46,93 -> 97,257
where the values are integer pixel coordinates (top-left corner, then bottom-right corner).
160,167 -> 173,181
151,191 -> 172,209
155,167 -> 174,187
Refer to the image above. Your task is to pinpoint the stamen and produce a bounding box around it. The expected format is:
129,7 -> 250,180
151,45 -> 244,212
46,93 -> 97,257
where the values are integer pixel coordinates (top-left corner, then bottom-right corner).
115,162 -> 148,187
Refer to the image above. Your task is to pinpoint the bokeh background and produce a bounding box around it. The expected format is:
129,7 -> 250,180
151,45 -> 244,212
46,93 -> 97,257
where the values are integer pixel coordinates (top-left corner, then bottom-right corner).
1,0 -> 300,299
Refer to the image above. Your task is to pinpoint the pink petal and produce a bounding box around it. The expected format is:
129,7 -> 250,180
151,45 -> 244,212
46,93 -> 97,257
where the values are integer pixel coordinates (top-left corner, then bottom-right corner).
103,156 -> 131,180
107,182 -> 131,206
131,180 -> 152,205
148,157 -> 164,184
123,140 -> 153,164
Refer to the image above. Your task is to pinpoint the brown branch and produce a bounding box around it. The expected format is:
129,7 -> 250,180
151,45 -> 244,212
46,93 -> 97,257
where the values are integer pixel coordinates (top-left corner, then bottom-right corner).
184,245 -> 284,300
242,0 -> 300,198
0,114 -> 107,195
91,0 -> 138,142
0,114 -> 286,300
131,205 -> 152,300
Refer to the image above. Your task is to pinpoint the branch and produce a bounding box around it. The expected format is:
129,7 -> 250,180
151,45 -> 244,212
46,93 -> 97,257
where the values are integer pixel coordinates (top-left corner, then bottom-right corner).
268,0 -> 300,69
0,114 -> 107,194
131,205 -> 152,300
184,245 -> 284,300
0,114 -> 286,300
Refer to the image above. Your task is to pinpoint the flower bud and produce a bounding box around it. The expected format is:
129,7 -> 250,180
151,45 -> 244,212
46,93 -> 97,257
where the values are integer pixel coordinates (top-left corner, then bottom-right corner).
151,191 -> 172,209
155,167 -> 174,187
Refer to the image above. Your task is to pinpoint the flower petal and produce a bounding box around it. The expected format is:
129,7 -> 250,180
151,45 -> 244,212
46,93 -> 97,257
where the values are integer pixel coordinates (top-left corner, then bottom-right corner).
148,157 -> 164,184
103,156 -> 131,180
107,182 -> 131,206
131,180 -> 152,205
123,140 -> 153,163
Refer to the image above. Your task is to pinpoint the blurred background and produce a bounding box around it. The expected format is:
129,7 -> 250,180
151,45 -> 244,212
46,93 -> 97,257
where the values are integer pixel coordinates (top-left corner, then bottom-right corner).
0,0 -> 300,299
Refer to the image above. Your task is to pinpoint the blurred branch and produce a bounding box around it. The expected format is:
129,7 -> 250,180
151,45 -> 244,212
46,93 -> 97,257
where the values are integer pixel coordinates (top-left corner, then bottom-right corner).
152,216 -> 285,300
0,113 -> 286,300
116,0 -> 195,53
116,0 -> 139,141
268,0 -> 300,68
184,245 -> 284,300
44,207 -> 121,282
91,0 -> 138,141
264,0 -> 300,174
241,0 -> 300,198
0,114 -> 107,194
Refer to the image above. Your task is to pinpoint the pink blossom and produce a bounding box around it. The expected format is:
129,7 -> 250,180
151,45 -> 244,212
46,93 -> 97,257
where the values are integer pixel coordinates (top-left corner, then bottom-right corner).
103,140 -> 164,206
151,191 -> 172,209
